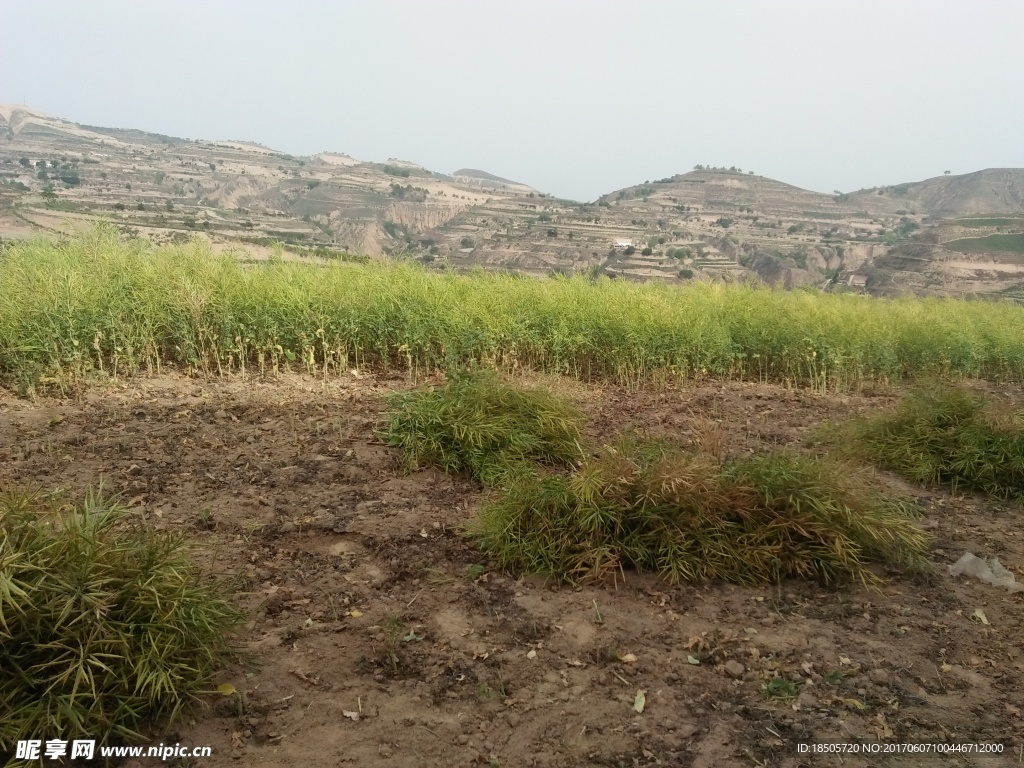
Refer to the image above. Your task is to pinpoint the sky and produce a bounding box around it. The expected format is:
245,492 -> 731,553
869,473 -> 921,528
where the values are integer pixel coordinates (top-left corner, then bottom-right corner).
2,1 -> 1022,202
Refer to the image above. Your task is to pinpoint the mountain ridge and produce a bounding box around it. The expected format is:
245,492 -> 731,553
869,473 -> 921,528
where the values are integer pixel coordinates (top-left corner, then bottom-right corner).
1,104 -> 1022,300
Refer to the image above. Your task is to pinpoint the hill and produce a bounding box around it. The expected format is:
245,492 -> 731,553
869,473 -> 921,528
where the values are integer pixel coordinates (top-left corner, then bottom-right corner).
0,104 -> 524,257
1,104 -> 1022,299
847,169 -> 1024,217
451,168 -> 534,193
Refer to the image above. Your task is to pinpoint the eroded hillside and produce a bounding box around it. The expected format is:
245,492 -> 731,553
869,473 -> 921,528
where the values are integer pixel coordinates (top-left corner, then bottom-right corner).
1,105 -> 1022,299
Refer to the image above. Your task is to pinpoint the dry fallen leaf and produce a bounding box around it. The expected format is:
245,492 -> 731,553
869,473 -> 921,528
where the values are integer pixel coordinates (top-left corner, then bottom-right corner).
844,698 -> 867,711
687,655 -> 701,665
348,609 -> 363,618
685,636 -> 708,652
972,608 -> 990,625
617,652 -> 637,663
873,713 -> 894,738
633,689 -> 646,713
342,710 -> 360,722
216,683 -> 237,696
527,649 -> 537,660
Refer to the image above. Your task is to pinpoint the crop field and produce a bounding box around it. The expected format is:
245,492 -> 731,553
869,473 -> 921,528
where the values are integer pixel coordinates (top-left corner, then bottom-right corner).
3,228 -> 1024,395
954,218 -> 1024,228
2,230 -> 1023,767
945,233 -> 1024,256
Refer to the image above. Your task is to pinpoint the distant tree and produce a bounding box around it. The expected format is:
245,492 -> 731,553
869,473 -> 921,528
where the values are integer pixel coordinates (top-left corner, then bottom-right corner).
18,157 -> 30,167
624,245 -> 636,255
50,159 -> 60,168
546,228 -> 557,237
154,171 -> 166,185
944,170 -> 951,175
35,160 -> 46,169
460,237 -> 474,248
41,185 -> 57,204
137,203 -> 146,211
209,163 -> 217,172
641,246 -> 653,256
679,268 -> 694,279
59,172 -> 81,187
37,170 -> 48,180
165,199 -> 174,211
113,202 -> 125,211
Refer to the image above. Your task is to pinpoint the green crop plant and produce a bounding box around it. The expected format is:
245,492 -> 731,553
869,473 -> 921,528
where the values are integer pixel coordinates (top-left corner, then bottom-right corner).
0,487 -> 241,748
836,383 -> 1024,501
381,370 -> 586,487
3,226 -> 1024,393
471,441 -> 930,587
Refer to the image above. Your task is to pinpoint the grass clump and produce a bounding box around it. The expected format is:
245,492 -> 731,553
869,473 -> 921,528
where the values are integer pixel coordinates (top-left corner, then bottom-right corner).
381,370 -> 585,486
472,441 -> 930,586
0,488 -> 241,749
840,383 -> 1024,501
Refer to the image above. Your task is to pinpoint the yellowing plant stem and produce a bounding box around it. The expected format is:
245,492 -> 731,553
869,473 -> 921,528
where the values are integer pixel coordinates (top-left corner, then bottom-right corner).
2,227 -> 1024,392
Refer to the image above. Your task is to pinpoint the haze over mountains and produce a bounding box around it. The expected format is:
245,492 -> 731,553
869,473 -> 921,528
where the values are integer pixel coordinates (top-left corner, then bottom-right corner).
2,104 -> 1022,300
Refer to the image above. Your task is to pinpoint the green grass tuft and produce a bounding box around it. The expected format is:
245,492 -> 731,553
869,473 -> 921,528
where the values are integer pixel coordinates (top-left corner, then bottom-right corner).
0,487 -> 241,749
381,370 -> 586,486
472,441 -> 930,587
839,384 -> 1024,501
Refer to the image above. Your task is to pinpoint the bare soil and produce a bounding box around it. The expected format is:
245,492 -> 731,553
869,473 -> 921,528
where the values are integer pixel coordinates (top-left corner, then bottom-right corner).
1,373 -> 1022,768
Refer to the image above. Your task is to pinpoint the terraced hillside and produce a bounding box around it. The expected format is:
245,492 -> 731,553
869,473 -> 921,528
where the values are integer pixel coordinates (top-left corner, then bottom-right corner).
0,105 -> 531,258
2,104 -> 1022,298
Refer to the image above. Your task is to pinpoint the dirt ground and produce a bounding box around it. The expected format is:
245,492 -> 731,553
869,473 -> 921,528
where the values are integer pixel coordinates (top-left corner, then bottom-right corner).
1,372 -> 1022,768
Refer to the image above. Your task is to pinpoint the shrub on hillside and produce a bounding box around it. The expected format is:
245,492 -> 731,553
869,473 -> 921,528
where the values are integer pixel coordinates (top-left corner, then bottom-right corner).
0,488 -> 240,748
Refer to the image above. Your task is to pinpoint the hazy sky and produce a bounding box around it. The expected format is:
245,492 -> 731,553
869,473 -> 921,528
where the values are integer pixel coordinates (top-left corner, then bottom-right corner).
2,1 -> 1022,201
